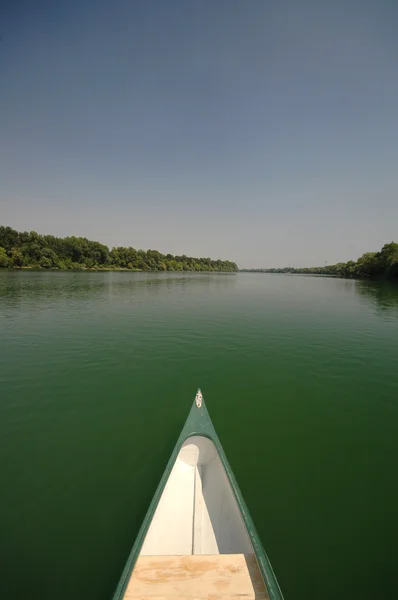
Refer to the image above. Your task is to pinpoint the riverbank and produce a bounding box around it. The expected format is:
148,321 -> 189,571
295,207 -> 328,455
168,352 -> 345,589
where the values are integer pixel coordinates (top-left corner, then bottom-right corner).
0,225 -> 238,273
240,269 -> 397,282
1,266 -> 237,274
241,241 -> 398,281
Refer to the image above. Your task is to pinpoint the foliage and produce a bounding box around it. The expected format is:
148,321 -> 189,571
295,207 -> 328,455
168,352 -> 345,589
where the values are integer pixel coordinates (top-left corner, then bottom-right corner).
0,246 -> 9,267
241,242 -> 398,281
0,226 -> 238,272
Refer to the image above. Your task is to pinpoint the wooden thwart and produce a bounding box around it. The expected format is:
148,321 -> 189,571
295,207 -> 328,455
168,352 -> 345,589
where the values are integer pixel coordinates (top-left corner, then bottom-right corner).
124,553 -> 269,599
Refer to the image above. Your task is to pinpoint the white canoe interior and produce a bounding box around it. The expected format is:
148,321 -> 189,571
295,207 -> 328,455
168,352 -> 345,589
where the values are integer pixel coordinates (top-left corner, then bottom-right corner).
124,436 -> 269,599
141,435 -> 253,556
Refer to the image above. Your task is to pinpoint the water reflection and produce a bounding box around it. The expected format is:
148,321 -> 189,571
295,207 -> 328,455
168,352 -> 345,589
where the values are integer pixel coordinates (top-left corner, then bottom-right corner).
355,280 -> 398,313
0,271 -> 237,313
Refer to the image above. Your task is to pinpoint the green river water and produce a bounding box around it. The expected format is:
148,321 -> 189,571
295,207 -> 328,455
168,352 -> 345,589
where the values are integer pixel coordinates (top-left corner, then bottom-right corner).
0,270 -> 397,600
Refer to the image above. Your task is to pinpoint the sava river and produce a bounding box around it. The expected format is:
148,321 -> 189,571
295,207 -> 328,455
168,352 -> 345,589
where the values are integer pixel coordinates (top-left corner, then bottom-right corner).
1,270 -> 397,599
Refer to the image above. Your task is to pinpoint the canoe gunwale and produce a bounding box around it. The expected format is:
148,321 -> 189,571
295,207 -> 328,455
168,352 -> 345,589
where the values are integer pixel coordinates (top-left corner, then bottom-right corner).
112,398 -> 284,600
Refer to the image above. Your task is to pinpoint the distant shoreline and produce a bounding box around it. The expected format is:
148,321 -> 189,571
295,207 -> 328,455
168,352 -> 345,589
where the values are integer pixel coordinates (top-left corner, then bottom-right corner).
240,271 -> 338,277
240,241 -> 398,282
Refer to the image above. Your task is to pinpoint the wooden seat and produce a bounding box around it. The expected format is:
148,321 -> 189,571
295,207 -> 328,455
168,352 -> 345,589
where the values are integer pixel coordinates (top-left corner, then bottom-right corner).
124,553 -> 269,599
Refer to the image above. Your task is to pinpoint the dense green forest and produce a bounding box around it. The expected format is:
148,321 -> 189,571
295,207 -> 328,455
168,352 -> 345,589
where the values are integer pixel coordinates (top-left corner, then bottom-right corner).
241,242 -> 398,280
0,226 -> 238,272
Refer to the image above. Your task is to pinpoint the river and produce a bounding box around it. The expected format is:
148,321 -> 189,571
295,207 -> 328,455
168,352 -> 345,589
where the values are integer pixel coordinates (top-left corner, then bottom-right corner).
1,270 -> 397,599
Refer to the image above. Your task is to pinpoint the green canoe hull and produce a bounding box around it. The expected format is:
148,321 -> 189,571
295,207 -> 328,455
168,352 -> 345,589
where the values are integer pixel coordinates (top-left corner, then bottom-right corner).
112,395 -> 283,600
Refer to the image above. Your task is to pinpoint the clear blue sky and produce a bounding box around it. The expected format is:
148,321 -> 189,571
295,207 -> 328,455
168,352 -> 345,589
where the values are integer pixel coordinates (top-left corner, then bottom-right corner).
1,0 -> 397,268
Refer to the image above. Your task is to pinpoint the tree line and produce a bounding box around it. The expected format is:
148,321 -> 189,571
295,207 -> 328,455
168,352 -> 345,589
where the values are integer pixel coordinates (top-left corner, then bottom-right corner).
0,226 -> 238,272
241,242 -> 398,280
